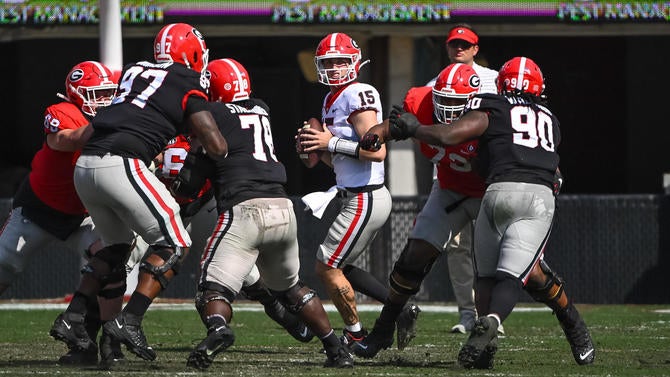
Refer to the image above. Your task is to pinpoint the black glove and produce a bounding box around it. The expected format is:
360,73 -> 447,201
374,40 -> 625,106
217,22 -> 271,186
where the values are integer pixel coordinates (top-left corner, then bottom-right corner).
552,170 -> 564,196
360,133 -> 382,152
171,151 -> 215,199
388,104 -> 420,140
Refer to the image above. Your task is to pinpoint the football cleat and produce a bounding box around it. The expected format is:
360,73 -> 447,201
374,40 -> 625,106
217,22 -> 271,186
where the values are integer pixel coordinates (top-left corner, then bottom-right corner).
50,312 -> 96,352
324,346 -> 354,368
558,312 -> 595,365
451,309 -> 476,334
186,324 -> 236,370
103,312 -> 156,361
99,327 -> 125,367
396,303 -> 421,350
457,316 -> 499,369
341,328 -> 367,350
351,319 -> 394,359
57,347 -> 98,366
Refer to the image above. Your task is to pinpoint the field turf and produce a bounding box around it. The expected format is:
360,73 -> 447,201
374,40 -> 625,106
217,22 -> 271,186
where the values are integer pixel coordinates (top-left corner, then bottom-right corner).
0,302 -> 668,376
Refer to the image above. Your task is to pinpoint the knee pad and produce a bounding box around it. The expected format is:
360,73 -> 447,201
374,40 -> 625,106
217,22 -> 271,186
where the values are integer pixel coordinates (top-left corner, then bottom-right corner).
139,245 -> 186,289
195,281 -> 237,320
81,244 -> 130,286
271,281 -> 317,315
389,241 -> 438,296
524,260 -> 565,305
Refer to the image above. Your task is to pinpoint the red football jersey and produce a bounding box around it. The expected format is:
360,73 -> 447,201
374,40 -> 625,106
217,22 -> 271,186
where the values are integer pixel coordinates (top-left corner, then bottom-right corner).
156,134 -> 211,205
403,86 -> 485,197
29,101 -> 89,215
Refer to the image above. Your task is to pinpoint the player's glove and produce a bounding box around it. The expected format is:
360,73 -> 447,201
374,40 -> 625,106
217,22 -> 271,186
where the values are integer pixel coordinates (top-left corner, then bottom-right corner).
171,150 -> 215,199
389,105 -> 420,140
360,133 -> 382,152
553,170 -> 564,196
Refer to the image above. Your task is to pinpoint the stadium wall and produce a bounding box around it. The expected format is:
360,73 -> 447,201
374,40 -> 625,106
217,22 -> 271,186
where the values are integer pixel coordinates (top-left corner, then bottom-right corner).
1,194 -> 667,304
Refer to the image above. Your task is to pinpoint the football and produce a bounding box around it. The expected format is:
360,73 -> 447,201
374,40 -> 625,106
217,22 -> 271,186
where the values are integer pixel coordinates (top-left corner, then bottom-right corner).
299,117 -> 323,168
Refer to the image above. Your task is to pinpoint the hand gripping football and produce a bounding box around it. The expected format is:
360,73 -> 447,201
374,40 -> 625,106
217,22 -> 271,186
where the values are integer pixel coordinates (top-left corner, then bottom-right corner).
298,117 -> 323,168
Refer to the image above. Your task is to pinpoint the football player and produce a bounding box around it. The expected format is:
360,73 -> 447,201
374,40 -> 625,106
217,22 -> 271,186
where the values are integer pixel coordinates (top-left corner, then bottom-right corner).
0,61 -> 119,365
49,23 -> 227,362
297,32 -> 400,350
360,56 -> 595,368
127,133 -> 314,344
176,58 -> 352,370
353,63 -> 485,358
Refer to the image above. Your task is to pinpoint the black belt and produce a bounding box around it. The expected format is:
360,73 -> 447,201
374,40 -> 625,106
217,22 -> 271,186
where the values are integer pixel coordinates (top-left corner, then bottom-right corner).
336,184 -> 384,198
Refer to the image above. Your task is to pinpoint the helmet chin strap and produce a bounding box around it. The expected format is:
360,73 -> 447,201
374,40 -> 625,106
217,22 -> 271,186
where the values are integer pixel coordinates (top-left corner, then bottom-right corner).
359,59 -> 370,70
56,93 -> 68,101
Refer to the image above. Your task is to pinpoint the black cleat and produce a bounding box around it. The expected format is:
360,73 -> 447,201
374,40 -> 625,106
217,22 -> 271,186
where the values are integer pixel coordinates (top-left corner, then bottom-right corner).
458,316 -> 499,369
103,312 -> 156,361
50,312 -> 96,352
557,306 -> 595,365
57,347 -> 98,366
396,303 -> 421,350
324,346 -> 354,368
186,324 -> 235,370
351,319 -> 394,359
99,327 -> 125,367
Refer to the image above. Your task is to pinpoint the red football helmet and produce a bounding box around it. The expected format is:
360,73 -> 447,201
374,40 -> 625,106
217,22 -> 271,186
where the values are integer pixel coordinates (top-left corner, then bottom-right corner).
206,58 -> 251,102
432,63 -> 480,124
63,60 -> 117,117
154,23 -> 209,74
314,33 -> 369,86
496,56 -> 545,96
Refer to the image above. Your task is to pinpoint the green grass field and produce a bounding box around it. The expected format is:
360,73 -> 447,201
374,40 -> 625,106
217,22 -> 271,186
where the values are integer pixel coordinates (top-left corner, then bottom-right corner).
0,303 -> 668,376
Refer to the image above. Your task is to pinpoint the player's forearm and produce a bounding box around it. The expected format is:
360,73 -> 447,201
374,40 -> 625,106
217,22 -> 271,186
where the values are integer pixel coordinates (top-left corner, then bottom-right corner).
47,124 -> 93,151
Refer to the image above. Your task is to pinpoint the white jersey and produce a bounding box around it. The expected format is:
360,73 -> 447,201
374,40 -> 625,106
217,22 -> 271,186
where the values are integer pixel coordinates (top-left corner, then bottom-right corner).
427,61 -> 498,94
321,82 -> 384,188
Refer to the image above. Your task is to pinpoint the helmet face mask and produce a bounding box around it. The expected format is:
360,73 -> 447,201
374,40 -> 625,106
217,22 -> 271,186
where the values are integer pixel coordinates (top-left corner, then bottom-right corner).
432,63 -> 480,124
154,23 -> 209,74
65,61 -> 117,116
206,58 -> 251,103
314,33 -> 367,86
496,56 -> 545,97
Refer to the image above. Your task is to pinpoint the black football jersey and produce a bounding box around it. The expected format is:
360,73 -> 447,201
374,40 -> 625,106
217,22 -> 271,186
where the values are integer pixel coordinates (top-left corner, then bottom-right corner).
83,61 -> 209,165
207,99 -> 287,211
465,93 -> 561,188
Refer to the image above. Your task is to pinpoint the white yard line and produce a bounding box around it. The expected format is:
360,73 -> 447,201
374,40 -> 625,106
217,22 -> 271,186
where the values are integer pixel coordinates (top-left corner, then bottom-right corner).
0,301 -> 551,312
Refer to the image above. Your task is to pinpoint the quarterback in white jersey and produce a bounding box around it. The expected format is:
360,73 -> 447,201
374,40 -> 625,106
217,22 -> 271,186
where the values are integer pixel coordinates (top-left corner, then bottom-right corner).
298,32 -> 392,347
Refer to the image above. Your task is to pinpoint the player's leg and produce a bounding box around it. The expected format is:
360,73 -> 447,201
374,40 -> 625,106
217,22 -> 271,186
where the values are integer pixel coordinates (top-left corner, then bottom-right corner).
0,208 -> 56,296
525,259 -> 595,365
316,188 -> 391,346
187,205 -> 257,370
240,265 -> 314,343
257,199 -> 352,368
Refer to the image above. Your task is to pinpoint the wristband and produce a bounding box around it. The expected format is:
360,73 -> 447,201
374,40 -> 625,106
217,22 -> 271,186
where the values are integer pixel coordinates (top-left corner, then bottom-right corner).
327,137 -> 360,158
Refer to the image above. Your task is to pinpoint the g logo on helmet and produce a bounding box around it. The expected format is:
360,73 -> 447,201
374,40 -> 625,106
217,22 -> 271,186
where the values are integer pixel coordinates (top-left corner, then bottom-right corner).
70,69 -> 84,82
192,28 -> 204,40
351,39 -> 359,49
469,75 -> 480,89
